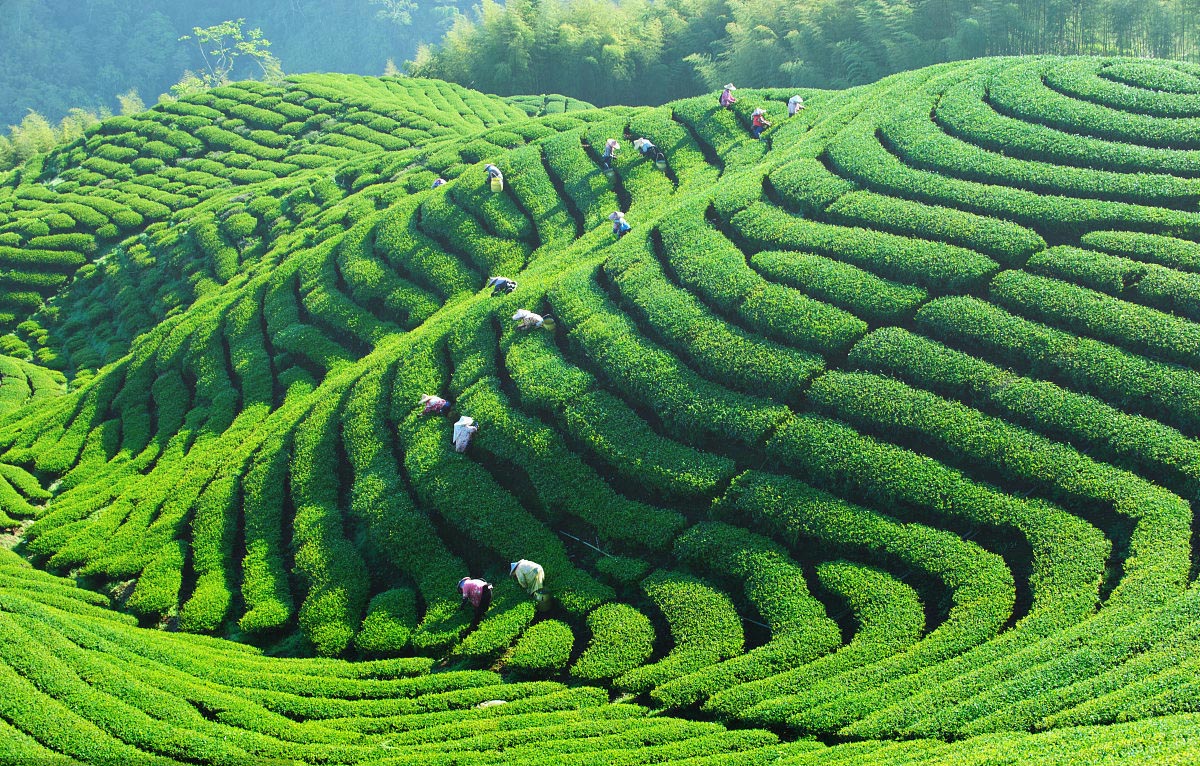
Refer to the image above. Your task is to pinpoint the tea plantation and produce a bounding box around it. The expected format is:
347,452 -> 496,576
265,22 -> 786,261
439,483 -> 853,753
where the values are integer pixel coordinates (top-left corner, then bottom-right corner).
3,58 -> 1200,763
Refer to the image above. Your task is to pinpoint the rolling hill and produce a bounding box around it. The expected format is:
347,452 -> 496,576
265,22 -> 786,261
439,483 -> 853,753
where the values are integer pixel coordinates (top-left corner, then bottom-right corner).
3,57 -> 1200,763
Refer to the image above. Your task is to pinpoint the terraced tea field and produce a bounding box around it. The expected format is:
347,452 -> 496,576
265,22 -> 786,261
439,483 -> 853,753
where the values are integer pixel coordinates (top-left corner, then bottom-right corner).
3,58 -> 1200,763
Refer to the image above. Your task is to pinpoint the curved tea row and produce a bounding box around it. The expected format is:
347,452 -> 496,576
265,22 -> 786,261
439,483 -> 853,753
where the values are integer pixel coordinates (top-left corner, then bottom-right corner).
0,57 -> 1199,762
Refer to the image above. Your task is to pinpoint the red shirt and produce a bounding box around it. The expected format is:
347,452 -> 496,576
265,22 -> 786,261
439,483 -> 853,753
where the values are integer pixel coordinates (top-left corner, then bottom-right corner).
752,113 -> 767,127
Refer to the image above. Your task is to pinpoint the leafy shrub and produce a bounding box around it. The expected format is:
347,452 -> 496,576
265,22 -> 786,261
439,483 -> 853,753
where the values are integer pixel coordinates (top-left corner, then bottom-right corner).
989,269 -> 1200,370
808,369 -> 1189,601
505,330 -> 737,500
652,522 -> 842,708
1026,246 -> 1200,323
506,620 -> 575,678
848,326 -> 1200,499
732,202 -> 996,294
614,571 -> 743,695
353,589 -> 426,655
1082,230 -> 1200,272
656,209 -> 865,358
916,296 -> 1200,434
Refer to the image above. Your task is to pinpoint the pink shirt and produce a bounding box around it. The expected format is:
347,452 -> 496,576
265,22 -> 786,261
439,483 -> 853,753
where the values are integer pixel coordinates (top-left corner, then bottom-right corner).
719,90 -> 735,107
422,396 -> 449,415
460,578 -> 489,608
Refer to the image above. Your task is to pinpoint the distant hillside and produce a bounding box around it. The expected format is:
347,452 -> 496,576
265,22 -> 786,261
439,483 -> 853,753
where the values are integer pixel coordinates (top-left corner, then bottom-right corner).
2,58 -> 1200,764
0,0 -> 469,127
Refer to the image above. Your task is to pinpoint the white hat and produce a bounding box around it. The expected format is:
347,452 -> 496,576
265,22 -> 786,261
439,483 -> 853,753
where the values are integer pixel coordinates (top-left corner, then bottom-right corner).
752,108 -> 765,116
723,83 -> 736,90
608,211 -> 625,221
454,416 -> 475,427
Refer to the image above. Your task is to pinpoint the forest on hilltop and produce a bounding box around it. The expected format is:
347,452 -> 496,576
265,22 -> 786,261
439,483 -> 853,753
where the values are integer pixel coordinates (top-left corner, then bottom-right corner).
0,0 -> 464,128
5,0 -> 1200,134
412,0 -> 1200,105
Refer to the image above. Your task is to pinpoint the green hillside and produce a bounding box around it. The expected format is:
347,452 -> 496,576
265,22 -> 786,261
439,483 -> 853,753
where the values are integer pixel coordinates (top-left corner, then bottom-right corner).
3,57 -> 1200,763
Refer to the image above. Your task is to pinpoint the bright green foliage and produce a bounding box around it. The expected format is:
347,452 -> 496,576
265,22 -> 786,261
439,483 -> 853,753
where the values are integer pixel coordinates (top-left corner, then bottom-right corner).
570,604 -> 656,683
614,571 -> 744,694
356,588 -> 419,654
506,619 -> 575,678
1,57 -> 1200,765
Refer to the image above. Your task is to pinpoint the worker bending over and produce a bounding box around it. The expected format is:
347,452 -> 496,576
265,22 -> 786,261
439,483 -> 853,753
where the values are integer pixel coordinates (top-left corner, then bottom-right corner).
452,416 -> 478,453
788,95 -> 806,116
510,560 -> 545,603
459,577 -> 493,611
513,309 -> 554,331
420,394 -> 451,416
485,163 -> 504,191
487,276 -> 518,296
609,211 -> 631,238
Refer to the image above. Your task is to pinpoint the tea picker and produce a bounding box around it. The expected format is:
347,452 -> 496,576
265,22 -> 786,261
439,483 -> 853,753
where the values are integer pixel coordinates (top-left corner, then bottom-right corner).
601,139 -> 619,174
609,211 -> 631,238
485,163 -> 504,191
751,108 -> 771,139
419,394 -> 451,416
452,416 -> 478,453
719,83 -> 737,109
459,577 -> 493,611
510,559 -> 546,603
487,276 -> 518,296
633,138 -> 668,170
513,309 -> 555,331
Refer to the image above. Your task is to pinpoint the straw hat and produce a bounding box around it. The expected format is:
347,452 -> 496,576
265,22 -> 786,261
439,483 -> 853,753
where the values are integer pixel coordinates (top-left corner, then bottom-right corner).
723,83 -> 736,90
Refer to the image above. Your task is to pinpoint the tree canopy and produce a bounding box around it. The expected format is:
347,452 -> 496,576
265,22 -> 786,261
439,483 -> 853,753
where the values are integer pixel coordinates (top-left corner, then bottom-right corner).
0,0 -> 468,127
411,0 -> 1200,105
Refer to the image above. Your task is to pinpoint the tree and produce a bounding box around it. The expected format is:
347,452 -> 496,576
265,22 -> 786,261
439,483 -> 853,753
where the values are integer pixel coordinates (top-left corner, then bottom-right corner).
8,111 -> 57,165
117,89 -> 145,116
57,108 -> 103,143
0,135 -> 13,171
174,18 -> 283,96
372,0 -> 419,27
